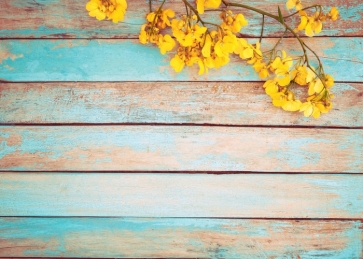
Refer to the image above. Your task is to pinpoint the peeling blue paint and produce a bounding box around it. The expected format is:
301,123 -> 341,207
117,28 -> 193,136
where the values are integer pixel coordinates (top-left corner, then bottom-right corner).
0,217 -> 361,258
267,137 -> 329,169
1,38 -> 362,82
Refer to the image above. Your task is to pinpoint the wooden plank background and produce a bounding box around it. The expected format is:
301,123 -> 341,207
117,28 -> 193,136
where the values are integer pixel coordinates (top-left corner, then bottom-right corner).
0,82 -> 362,127
1,218 -> 362,258
0,38 -> 362,82
1,126 -> 362,172
0,0 -> 362,38
0,0 -> 362,258
1,173 -> 363,217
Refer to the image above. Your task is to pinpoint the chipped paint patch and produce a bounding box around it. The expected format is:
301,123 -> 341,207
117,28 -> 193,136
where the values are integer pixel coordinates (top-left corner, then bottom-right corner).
0,45 -> 24,64
267,137 -> 327,169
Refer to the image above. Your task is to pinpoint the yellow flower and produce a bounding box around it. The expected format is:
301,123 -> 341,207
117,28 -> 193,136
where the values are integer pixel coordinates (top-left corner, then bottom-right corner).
138,24 -> 160,44
139,25 -> 149,44
220,11 -> 248,33
244,42 -> 263,64
206,54 -> 230,69
196,0 -> 221,14
282,99 -> 302,111
271,92 -> 288,107
234,39 -> 254,59
202,34 -> 212,58
157,34 -> 176,55
192,57 -> 207,75
274,61 -> 291,87
295,11 -> 325,37
263,79 -> 279,96
308,78 -> 323,95
306,14 -> 323,37
296,11 -> 309,31
323,74 -> 334,88
306,67 -> 316,83
299,101 -> 321,118
270,53 -> 293,73
286,0 -> 303,10
214,33 -> 238,57
327,7 -> 339,21
147,9 -> 175,29
170,54 -> 185,73
171,20 -> 207,47
308,74 -> 333,95
291,66 -> 308,85
86,0 -> 127,23
253,60 -> 269,79
315,100 -> 333,113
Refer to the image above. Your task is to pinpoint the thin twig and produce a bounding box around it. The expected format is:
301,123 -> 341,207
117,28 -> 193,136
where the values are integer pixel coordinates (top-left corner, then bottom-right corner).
259,14 -> 265,43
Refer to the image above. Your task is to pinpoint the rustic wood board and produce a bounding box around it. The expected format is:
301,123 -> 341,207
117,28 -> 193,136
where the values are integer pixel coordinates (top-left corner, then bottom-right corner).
0,217 -> 362,258
1,0 -> 362,257
0,38 -> 362,82
1,126 -> 362,172
0,173 -> 362,218
1,82 -> 362,127
0,0 -> 361,38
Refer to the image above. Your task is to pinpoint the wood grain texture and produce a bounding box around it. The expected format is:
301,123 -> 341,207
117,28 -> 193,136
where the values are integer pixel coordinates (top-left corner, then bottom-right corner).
0,173 -> 362,217
1,126 -> 362,172
0,38 -> 361,82
0,0 -> 361,38
1,82 -> 362,127
0,218 -> 362,258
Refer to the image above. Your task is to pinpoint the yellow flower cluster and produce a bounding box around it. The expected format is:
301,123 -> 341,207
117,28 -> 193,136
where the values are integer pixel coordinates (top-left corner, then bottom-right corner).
87,0 -> 340,119
170,10 -> 248,74
220,10 -> 248,33
139,9 -> 176,54
261,51 -> 334,118
86,0 -> 127,23
139,8 -> 248,75
287,0 -> 339,37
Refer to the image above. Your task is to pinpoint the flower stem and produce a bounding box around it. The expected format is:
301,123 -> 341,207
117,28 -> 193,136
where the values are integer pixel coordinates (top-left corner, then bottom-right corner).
222,0 -> 279,20
259,14 -> 265,43
283,5 -> 320,19
223,0 -> 327,90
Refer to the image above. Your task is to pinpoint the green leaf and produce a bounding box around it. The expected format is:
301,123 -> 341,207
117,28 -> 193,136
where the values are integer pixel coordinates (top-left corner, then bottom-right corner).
278,6 -> 284,24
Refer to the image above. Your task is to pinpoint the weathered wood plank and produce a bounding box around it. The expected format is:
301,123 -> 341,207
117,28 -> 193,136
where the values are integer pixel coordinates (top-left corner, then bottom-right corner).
1,82 -> 362,127
0,173 -> 362,217
0,217 -> 362,258
0,38 -> 361,82
1,126 -> 362,172
0,0 -> 361,38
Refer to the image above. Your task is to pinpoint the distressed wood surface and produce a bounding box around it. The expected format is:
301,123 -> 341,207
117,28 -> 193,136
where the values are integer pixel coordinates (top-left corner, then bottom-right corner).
0,173 -> 362,217
1,126 -> 362,172
1,82 -> 362,127
0,0 -> 361,39
1,0 -> 362,257
0,217 -> 362,258
1,38 -> 362,82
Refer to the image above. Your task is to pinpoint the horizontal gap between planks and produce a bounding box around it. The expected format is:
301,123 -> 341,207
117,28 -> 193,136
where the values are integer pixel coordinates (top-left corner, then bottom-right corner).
0,258 -> 189,259
0,216 -> 362,221
1,35 -> 362,40
0,258 -> 195,259
1,171 -> 362,174
0,80 -> 360,84
1,123 -> 362,130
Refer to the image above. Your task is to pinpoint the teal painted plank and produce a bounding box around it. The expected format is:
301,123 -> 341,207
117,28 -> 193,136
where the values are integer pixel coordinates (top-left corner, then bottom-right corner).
0,218 -> 361,258
0,38 -> 361,81
1,126 -> 362,172
0,173 -> 362,217
0,0 -> 361,38
0,82 -> 362,126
